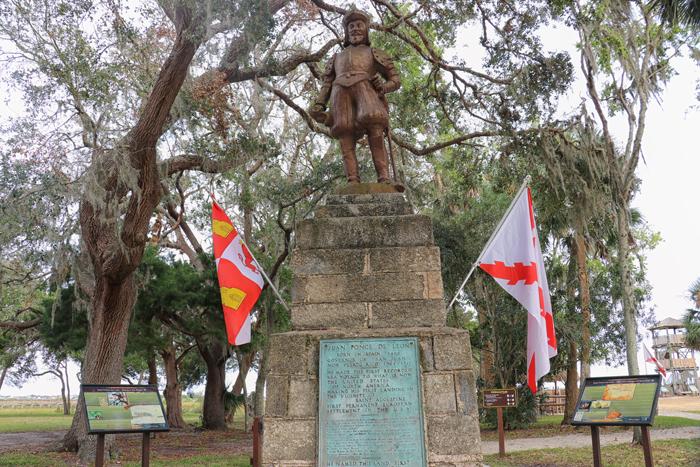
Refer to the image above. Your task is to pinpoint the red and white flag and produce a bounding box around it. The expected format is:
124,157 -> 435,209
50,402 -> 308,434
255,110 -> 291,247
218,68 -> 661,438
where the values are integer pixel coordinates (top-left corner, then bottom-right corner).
643,344 -> 667,377
479,187 -> 557,394
212,200 -> 264,346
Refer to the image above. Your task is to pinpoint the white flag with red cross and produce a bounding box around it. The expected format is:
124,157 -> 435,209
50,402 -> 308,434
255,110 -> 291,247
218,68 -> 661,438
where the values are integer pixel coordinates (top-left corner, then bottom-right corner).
212,199 -> 264,346
479,187 -> 557,394
643,344 -> 667,377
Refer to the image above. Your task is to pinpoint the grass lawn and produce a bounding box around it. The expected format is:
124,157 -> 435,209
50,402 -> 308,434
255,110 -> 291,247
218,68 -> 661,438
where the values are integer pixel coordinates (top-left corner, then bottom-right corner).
479,414 -> 700,441
0,397 -> 241,433
483,438 -> 700,466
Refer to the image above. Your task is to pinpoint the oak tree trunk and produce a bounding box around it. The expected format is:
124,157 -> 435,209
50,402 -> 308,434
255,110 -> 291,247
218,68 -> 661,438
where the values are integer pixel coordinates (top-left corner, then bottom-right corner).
64,275 -> 137,459
62,5 -> 202,457
64,361 -> 71,415
148,354 -> 158,385
200,340 -> 228,430
562,340 -> 579,424
617,207 -> 642,443
574,230 -> 592,387
161,345 -> 186,428
0,366 -> 7,392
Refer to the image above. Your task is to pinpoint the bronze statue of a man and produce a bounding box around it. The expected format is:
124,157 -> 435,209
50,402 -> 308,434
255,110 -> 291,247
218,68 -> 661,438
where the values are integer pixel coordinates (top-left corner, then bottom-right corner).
309,9 -> 401,184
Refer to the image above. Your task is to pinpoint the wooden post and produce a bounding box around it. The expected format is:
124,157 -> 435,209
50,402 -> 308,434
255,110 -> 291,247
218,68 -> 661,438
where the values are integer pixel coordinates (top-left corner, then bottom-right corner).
142,432 -> 151,467
496,407 -> 506,457
641,425 -> 653,467
95,433 -> 105,467
590,426 -> 602,467
251,417 -> 262,467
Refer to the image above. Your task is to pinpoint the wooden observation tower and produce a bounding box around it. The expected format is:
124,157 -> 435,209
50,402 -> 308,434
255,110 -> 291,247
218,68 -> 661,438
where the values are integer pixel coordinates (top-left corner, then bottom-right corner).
649,317 -> 699,395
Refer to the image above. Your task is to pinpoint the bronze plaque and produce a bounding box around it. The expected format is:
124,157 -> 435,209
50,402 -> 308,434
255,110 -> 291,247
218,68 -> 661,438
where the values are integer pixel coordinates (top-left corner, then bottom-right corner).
318,337 -> 426,466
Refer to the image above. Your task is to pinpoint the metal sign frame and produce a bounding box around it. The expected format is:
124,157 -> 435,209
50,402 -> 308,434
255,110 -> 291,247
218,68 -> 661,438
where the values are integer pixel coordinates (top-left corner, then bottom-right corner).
81,384 -> 169,434
571,374 -> 662,427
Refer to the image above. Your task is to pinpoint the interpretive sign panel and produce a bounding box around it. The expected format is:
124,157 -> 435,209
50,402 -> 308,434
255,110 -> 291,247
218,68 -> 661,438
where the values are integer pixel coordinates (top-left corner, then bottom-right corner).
318,337 -> 427,467
482,388 -> 517,408
82,384 -> 169,434
571,375 -> 661,426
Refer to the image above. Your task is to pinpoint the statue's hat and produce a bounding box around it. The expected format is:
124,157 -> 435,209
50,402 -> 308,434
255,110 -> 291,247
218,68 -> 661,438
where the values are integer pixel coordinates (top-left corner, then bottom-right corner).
342,8 -> 370,28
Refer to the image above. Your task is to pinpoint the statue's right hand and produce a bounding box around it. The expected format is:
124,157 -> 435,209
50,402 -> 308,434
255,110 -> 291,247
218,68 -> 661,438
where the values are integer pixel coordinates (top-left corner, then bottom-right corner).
309,104 -> 328,124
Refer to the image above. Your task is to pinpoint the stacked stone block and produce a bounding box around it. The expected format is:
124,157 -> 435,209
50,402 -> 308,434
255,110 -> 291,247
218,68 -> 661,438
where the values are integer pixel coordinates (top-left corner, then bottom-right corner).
263,192 -> 482,466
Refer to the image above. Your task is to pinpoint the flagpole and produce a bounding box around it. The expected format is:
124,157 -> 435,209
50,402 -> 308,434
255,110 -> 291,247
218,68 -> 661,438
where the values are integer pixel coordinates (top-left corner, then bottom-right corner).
211,195 -> 291,313
237,236 -> 291,314
447,175 -> 532,309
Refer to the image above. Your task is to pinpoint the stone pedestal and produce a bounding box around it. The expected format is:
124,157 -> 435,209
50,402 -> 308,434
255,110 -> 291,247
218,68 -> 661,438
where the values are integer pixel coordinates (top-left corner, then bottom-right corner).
263,192 -> 482,466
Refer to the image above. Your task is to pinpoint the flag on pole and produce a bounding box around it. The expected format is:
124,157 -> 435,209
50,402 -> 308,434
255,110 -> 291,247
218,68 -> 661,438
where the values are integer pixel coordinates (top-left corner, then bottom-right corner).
643,344 -> 667,377
478,187 -> 557,394
211,200 -> 264,346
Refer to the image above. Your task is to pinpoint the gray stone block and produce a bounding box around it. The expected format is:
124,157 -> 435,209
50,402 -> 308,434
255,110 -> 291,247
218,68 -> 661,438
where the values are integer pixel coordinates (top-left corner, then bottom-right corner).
262,418 -> 316,463
315,202 -> 412,218
290,249 -> 365,275
419,336 -> 435,371
295,215 -> 434,250
454,370 -> 478,416
292,272 -> 428,304
426,414 -> 481,456
292,302 -> 369,330
423,373 -> 457,414
326,192 -> 406,205
288,377 -> 317,417
370,300 -> 446,328
434,332 -> 473,371
269,333 -> 310,375
369,246 -> 442,273
265,375 -> 288,417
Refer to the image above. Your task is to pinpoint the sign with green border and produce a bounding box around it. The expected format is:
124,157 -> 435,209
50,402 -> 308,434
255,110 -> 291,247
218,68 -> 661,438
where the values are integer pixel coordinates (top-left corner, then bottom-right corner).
82,384 -> 169,434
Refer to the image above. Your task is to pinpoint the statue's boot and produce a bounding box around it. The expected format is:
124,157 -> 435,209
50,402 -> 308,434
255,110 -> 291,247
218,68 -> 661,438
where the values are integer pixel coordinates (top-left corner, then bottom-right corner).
340,136 -> 360,183
368,129 -> 390,183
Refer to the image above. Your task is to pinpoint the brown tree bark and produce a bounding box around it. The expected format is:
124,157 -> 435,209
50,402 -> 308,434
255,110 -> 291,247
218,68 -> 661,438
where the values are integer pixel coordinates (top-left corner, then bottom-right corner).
574,229 -> 592,387
64,361 -> 71,415
562,340 -> 579,424
161,345 -> 186,428
63,5 -> 203,458
0,366 -> 7,393
147,354 -> 158,386
562,238 -> 580,425
199,340 -> 228,430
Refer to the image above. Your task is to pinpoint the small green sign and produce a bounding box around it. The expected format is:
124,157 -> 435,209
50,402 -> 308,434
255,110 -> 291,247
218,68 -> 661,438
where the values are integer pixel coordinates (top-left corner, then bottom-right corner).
318,337 -> 427,466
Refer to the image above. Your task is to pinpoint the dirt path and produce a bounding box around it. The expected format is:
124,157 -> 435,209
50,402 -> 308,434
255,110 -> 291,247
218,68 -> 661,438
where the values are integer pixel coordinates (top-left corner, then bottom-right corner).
481,426 -> 700,455
0,430 -> 66,453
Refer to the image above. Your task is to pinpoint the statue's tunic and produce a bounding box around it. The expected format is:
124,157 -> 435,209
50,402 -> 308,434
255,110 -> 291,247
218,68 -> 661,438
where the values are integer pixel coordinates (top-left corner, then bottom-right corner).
319,45 -> 400,138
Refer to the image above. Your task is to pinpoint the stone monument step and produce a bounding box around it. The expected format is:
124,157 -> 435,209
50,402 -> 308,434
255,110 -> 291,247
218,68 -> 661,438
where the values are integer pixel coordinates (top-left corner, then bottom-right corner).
325,191 -> 407,206
291,270 -> 444,305
295,215 -> 433,250
290,246 -> 442,276
315,201 -> 413,218
290,299 -> 446,330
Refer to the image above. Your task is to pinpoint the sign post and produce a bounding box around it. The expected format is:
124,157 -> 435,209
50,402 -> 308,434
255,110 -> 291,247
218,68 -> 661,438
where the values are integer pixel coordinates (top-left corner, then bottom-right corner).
572,375 -> 661,467
482,388 -> 517,457
81,384 -> 169,467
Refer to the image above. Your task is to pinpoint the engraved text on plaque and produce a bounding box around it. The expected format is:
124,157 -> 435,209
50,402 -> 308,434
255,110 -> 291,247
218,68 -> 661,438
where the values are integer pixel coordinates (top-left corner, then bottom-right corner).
318,337 -> 426,466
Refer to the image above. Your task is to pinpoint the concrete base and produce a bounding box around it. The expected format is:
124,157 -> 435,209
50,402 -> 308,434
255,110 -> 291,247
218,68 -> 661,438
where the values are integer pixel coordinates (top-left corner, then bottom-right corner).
262,192 -> 482,466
